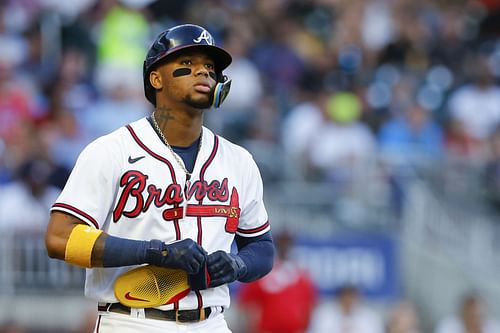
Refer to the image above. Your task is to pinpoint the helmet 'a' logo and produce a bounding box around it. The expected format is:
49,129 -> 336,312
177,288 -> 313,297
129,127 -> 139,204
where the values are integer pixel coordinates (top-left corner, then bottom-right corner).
193,30 -> 213,45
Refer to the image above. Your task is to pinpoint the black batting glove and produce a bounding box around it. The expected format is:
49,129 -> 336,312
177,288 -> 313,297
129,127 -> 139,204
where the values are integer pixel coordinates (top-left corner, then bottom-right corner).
144,239 -> 207,274
207,250 -> 247,288
188,264 -> 211,291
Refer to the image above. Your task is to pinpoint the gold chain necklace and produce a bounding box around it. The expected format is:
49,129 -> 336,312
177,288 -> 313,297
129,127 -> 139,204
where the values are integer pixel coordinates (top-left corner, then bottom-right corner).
151,110 -> 202,181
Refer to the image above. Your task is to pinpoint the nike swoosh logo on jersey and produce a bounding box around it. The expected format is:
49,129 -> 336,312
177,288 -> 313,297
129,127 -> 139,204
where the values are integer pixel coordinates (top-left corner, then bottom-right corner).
124,292 -> 148,302
128,156 -> 145,164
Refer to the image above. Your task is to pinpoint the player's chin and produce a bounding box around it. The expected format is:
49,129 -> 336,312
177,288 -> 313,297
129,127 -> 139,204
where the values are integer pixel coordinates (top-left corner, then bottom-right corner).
185,95 -> 212,109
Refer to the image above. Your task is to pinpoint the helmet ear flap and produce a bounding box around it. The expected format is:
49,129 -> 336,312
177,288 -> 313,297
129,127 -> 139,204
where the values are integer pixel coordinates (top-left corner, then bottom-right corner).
212,75 -> 231,108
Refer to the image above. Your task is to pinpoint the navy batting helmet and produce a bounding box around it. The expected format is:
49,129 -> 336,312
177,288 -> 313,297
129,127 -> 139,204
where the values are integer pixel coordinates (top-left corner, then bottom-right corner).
143,24 -> 232,107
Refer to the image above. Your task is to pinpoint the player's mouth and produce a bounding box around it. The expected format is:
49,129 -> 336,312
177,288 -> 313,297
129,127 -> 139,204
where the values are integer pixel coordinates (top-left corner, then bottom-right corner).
193,82 -> 212,94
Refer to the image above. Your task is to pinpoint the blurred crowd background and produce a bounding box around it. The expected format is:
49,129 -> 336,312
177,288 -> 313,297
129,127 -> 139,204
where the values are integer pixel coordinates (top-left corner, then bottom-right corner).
1,0 -> 500,332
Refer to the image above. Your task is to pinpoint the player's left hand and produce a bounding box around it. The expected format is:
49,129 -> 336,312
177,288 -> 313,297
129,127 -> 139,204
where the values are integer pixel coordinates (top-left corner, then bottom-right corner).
206,251 -> 247,287
188,263 -> 211,291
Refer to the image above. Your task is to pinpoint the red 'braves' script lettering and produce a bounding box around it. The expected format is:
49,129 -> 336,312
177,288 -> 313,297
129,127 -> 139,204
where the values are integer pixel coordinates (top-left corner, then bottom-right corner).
114,171 -> 148,222
142,183 -> 183,211
113,171 -> 183,221
113,172 -> 231,222
186,178 -> 229,201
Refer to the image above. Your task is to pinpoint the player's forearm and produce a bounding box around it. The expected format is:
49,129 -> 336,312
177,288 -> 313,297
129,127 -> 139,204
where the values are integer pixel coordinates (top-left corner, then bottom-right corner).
100,234 -> 150,267
45,211 -> 88,260
235,232 -> 275,282
46,211 -> 151,268
237,237 -> 275,282
63,226 -> 158,268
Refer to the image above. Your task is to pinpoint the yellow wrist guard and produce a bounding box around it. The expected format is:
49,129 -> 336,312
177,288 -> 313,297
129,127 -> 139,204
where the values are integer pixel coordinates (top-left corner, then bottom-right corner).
64,224 -> 103,268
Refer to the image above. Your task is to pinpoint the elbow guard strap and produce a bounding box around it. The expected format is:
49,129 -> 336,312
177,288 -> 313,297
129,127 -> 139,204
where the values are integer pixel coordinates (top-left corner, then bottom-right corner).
64,224 -> 103,268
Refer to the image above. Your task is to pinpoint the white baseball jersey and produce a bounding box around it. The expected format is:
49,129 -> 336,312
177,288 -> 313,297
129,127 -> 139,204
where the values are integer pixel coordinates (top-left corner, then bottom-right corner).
51,117 -> 270,311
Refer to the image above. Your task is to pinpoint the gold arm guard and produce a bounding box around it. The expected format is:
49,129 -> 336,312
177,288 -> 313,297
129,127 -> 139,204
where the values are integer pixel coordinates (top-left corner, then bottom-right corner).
64,224 -> 103,268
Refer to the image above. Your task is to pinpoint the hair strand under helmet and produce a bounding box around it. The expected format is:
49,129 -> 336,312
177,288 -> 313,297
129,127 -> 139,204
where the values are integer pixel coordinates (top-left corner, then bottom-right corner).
143,24 -> 232,108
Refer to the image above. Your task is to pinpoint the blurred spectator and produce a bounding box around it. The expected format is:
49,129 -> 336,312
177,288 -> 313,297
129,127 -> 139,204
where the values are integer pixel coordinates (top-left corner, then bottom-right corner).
238,232 -> 317,333
0,36 -> 33,144
2,121 -> 42,183
281,98 -> 323,167
95,2 -> 150,71
429,5 -> 473,76
377,2 -> 432,72
446,54 -> 500,146
44,48 -> 96,116
307,91 -> 377,183
249,93 -> 282,144
386,301 -> 422,333
280,69 -> 326,178
434,293 -> 500,333
378,103 -> 444,166
378,102 -> 444,216
0,158 -> 60,232
250,17 -> 305,93
22,18 -> 46,83
361,0 -> 395,54
79,64 -> 149,139
38,110 -> 88,187
307,285 -> 384,333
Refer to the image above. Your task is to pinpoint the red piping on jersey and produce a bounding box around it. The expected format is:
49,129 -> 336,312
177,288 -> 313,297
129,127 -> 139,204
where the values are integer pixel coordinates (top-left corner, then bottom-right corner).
173,220 -> 181,240
197,134 -> 220,243
126,125 -> 177,184
52,203 -> 99,229
196,134 -> 219,309
126,124 -> 182,241
199,135 -> 219,182
237,221 -> 270,234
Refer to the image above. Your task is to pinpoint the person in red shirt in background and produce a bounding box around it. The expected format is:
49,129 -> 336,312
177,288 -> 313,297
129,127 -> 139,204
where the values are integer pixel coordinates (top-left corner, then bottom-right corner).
238,231 -> 317,333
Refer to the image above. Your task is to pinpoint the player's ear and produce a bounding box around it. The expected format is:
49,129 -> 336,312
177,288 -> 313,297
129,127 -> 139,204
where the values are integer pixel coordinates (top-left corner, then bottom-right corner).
149,70 -> 163,90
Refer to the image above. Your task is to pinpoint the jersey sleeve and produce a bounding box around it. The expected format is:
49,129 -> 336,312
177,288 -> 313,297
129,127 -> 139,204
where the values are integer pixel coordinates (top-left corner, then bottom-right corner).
236,154 -> 270,237
51,137 -> 121,229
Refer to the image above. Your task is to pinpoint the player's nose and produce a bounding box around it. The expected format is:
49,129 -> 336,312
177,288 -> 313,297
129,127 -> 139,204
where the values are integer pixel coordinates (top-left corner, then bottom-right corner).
194,65 -> 209,77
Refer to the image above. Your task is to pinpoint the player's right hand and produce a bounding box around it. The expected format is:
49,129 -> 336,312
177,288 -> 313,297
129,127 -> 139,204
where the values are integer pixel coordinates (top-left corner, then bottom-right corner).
144,239 -> 207,274
206,251 -> 247,287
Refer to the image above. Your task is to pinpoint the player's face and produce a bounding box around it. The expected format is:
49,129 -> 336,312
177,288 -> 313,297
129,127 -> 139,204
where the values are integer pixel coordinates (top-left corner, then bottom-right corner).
153,50 -> 217,109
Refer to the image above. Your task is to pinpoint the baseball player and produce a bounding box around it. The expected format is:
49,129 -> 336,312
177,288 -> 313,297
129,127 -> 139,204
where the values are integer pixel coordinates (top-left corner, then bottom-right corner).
45,24 -> 275,333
